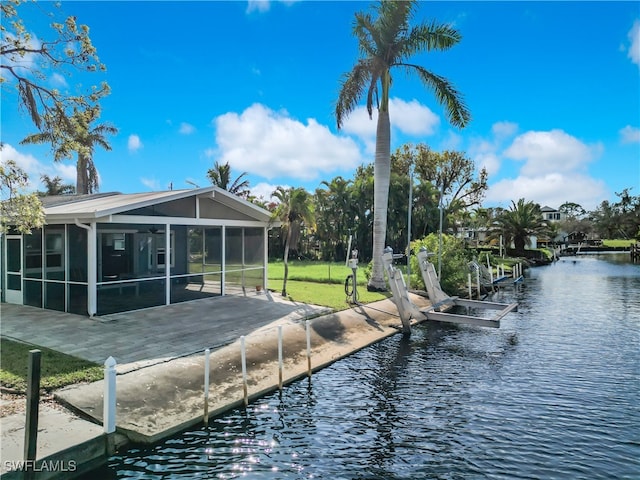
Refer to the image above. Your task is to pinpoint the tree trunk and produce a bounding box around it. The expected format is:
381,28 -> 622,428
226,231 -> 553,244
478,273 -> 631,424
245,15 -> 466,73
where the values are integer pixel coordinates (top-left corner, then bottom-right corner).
367,109 -> 391,291
282,227 -> 293,296
76,154 -> 88,195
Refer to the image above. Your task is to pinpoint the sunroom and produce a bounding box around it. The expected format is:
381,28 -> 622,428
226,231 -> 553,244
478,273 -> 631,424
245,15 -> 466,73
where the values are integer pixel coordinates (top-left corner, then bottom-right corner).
1,187 -> 273,316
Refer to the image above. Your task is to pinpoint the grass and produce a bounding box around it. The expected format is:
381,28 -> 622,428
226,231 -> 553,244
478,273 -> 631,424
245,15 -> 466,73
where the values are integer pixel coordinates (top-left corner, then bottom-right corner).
265,260 -> 390,310
268,260 -> 360,284
0,338 -> 103,393
274,279 -> 390,311
602,239 -> 636,248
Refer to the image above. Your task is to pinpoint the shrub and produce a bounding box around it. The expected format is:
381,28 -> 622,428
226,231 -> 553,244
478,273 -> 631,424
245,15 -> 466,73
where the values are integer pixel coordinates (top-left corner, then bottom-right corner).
409,234 -> 469,294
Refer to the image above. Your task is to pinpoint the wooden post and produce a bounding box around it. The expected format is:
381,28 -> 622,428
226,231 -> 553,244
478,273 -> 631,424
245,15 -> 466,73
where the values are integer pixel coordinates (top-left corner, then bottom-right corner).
24,349 -> 41,478
103,356 -> 116,434
203,348 -> 210,425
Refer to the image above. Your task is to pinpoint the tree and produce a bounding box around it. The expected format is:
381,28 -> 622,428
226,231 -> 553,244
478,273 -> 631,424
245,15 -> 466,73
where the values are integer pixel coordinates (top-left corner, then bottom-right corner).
1,1 -> 110,135
39,174 -> 75,196
410,145 -> 488,230
207,161 -> 250,198
492,199 -> 548,255
315,176 -> 353,260
21,106 -> 117,194
0,158 -> 44,234
335,0 -> 470,291
271,186 -> 315,296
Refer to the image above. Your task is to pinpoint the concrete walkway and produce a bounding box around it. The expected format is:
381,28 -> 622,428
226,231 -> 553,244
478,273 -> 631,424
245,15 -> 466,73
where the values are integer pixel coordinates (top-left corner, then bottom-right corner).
0,290 -> 331,371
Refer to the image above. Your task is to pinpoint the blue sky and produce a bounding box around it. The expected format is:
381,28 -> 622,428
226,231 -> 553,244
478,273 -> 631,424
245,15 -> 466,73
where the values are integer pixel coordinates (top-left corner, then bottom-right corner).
1,1 -> 639,211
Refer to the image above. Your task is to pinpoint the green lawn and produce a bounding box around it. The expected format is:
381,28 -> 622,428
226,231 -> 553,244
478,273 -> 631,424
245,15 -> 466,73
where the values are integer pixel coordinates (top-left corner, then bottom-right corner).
267,260 -> 361,284
602,239 -> 636,248
273,279 -> 390,311
0,338 -> 103,393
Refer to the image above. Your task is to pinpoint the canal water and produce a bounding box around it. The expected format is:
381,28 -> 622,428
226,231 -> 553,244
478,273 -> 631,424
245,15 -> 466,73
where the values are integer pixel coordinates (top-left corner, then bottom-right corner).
96,254 -> 640,479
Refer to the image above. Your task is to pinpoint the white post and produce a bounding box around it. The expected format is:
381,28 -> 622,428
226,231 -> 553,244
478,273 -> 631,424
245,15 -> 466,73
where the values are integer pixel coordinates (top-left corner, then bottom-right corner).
277,325 -> 283,390
203,348 -> 210,425
476,268 -> 481,298
467,273 -> 472,299
103,356 -> 116,434
240,336 -> 248,406
305,320 -> 312,378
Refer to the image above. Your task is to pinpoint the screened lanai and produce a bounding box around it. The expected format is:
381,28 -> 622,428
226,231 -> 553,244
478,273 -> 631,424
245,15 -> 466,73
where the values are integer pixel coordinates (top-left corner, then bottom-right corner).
1,187 -> 274,316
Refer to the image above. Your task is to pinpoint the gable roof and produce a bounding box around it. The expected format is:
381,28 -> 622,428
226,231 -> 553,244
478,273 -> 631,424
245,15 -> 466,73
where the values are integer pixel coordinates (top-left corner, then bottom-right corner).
43,187 -> 273,223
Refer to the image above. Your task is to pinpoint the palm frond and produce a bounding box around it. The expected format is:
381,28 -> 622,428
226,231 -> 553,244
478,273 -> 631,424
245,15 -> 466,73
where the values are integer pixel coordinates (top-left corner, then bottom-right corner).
405,64 -> 471,128
336,60 -> 373,128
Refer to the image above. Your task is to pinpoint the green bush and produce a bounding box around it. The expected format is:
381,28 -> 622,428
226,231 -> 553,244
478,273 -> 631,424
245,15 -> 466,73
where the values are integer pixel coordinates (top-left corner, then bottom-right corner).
409,234 -> 470,295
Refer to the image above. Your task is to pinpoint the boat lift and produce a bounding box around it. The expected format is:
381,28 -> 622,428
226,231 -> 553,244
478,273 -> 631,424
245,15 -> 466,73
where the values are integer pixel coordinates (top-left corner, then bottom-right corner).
382,247 -> 518,335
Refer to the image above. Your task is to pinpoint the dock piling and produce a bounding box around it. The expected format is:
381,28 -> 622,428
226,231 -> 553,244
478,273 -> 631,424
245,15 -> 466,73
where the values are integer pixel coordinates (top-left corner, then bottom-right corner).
277,325 -> 283,390
103,356 -> 117,435
203,348 -> 210,425
240,336 -> 248,406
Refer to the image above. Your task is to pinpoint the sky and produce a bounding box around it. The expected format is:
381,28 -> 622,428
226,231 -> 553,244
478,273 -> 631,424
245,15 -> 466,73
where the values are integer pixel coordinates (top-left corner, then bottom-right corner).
1,1 -> 639,212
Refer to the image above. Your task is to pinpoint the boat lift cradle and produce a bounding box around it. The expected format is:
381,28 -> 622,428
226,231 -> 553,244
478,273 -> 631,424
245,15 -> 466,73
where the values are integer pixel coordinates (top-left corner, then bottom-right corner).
382,247 -> 518,335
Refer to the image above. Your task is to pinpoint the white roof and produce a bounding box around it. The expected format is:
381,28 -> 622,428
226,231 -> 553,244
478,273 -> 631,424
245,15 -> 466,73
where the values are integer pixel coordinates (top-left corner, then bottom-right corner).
43,187 -> 273,224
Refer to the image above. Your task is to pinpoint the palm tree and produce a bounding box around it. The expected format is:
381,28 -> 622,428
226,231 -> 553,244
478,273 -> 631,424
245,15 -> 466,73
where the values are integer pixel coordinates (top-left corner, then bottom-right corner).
271,186 -> 315,296
335,0 -> 470,291
207,161 -> 250,198
39,174 -> 75,196
493,199 -> 548,255
20,106 -> 117,194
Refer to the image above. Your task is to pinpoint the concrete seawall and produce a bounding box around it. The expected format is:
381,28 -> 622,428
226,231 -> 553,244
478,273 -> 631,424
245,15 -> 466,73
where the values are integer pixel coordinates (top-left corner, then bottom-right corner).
55,294 -> 431,445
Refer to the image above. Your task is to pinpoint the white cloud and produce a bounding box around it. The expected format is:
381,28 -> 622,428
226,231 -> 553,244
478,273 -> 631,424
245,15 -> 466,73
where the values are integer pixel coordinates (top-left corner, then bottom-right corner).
213,103 -> 363,181
491,121 -> 518,140
50,73 -> 68,88
485,172 -> 607,211
390,98 -> 440,136
179,122 -> 195,135
246,0 -> 299,14
246,0 -> 270,13
475,152 -> 501,178
627,19 -> 640,67
128,134 -> 143,152
0,144 -> 75,191
341,98 -> 440,141
503,129 -> 600,176
620,125 -> 640,143
251,182 -> 284,202
140,177 -> 160,190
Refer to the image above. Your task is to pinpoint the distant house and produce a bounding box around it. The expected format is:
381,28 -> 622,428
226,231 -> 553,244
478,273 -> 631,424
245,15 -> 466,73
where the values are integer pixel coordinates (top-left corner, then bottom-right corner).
540,206 -> 566,222
1,187 -> 274,316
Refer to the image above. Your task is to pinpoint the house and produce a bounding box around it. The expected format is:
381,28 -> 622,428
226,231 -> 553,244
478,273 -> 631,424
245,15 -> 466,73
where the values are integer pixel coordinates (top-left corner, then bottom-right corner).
540,206 -> 566,222
1,187 -> 274,316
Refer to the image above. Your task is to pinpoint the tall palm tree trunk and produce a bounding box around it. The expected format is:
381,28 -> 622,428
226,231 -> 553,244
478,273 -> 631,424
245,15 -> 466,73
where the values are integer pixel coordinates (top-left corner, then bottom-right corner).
77,154 -> 88,195
368,109 -> 391,291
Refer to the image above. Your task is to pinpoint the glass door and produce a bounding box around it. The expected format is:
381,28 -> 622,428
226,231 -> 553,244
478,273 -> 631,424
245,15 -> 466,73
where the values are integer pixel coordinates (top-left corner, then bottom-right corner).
4,235 -> 23,304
